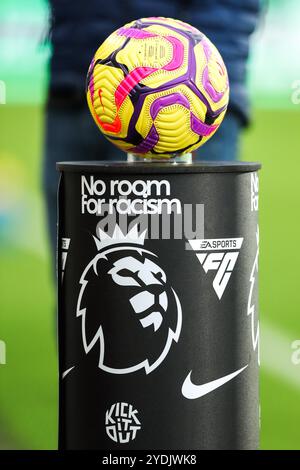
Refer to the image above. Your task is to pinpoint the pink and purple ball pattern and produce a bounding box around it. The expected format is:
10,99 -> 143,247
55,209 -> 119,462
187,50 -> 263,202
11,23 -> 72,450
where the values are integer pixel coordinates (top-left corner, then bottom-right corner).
87,17 -> 230,157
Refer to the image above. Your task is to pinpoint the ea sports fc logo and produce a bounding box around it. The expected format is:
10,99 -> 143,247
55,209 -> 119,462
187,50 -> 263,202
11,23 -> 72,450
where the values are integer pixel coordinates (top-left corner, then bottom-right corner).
189,237 -> 244,299
105,402 -> 141,443
76,224 -> 182,374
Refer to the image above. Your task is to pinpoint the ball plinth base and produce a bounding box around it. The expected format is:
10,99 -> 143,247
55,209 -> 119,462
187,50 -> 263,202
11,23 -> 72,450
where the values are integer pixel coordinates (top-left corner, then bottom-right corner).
57,160 -> 261,450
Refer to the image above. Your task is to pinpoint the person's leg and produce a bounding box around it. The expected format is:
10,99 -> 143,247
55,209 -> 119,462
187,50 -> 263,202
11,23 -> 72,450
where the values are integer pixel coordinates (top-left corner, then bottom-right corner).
194,111 -> 242,161
43,101 -> 123,264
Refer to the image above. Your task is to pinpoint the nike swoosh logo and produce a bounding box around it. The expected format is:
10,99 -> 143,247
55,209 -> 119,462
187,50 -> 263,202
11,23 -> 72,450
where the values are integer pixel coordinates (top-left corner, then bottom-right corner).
181,364 -> 248,399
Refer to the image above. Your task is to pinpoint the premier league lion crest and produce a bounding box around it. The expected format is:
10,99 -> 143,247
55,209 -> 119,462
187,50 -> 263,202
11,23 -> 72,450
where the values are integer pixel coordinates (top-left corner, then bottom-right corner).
76,224 -> 182,374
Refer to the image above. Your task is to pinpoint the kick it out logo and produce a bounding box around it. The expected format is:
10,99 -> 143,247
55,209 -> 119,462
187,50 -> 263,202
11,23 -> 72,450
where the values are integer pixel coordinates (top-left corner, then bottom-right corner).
105,402 -> 141,443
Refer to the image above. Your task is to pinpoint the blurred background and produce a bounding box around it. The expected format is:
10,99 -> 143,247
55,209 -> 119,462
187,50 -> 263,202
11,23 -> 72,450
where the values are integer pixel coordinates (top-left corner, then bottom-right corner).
0,0 -> 300,450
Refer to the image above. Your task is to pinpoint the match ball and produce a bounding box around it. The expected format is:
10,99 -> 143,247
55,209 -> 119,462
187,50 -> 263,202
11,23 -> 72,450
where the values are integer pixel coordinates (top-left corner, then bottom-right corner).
86,17 -> 229,158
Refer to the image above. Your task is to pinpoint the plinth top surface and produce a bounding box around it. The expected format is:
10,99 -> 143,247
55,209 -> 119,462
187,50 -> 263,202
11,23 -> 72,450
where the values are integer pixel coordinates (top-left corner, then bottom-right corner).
57,161 -> 261,174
